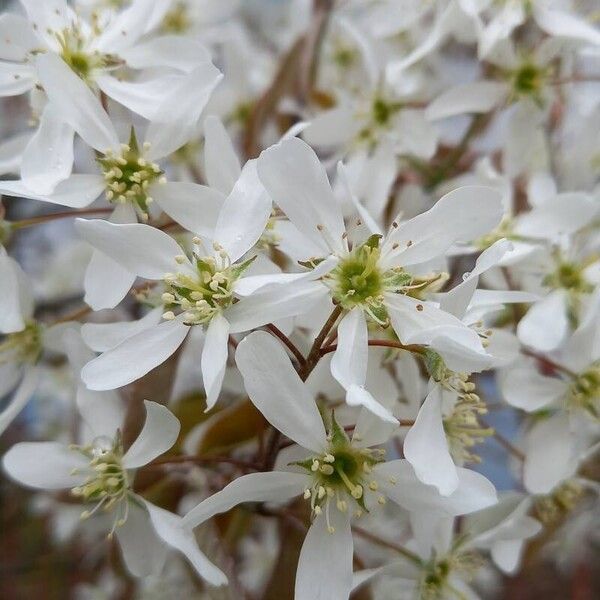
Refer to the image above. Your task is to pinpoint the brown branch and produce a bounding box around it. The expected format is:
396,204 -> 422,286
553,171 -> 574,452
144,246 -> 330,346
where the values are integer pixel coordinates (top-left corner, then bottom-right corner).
265,324 -> 306,368
320,339 -> 426,357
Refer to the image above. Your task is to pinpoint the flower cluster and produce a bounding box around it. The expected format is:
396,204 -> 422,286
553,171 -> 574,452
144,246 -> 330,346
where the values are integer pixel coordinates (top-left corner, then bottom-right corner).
0,1 -> 598,598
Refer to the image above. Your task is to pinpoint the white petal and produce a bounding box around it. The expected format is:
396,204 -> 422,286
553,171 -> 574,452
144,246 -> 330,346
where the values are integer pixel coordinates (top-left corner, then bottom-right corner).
82,308 -> 163,352
0,131 -> 31,176
35,54 -> 119,152
302,106 -> 357,149
203,115 -> 241,195
123,401 -> 180,468
235,331 -> 327,452
0,13 -> 39,61
515,193 -> 599,240
0,249 -> 25,333
214,160 -> 271,262
201,314 -> 230,412
116,501 -> 168,577
404,386 -> 458,496
75,219 -> 184,280
257,137 -> 346,255
234,256 -> 338,297
295,511 -> 353,600
77,387 -> 125,440
96,73 -> 185,121
93,0 -> 165,53
386,294 -> 467,343
144,63 -> 223,161
381,186 -> 503,268
119,36 -> 212,72
395,110 -> 438,159
425,82 -> 508,120
331,308 -> 368,389
0,174 -> 105,208
19,0 -> 70,42
499,364 -> 567,412
378,460 -> 497,515
184,471 -> 306,528
523,414 -> 574,494
20,104 -> 74,194
141,499 -> 227,586
440,239 -> 513,318
517,290 -> 569,351
0,61 -> 35,96
81,320 -> 189,391
0,368 -> 38,436
346,384 -> 398,424
3,442 -> 87,489
84,250 -> 137,311
534,7 -> 600,46
152,181 -> 224,238
227,281 -> 329,334
491,540 -> 524,574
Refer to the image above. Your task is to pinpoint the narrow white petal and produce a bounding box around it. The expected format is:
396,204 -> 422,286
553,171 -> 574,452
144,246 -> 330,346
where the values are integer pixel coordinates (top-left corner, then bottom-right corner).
500,364 -> 567,412
0,174 -> 105,208
346,385 -> 398,424
227,281 -> 328,334
123,401 -> 180,468
0,13 -> 39,61
331,308 -> 368,388
0,368 -> 39,436
425,82 -> 508,120
84,250 -> 137,311
3,442 -> 87,489
523,414 -> 574,494
184,471 -> 306,527
214,161 -> 271,262
82,308 -> 163,352
81,320 -> 189,391
534,7 -> 600,46
517,290 -> 569,351
141,499 -> 227,586
75,219 -> 185,280
119,36 -> 211,72
235,331 -> 327,452
0,249 -> 25,333
20,104 -> 74,194
257,137 -> 346,255
152,181 -> 225,238
116,501 -> 168,577
381,186 -> 503,268
295,512 -> 353,600
35,54 -> 119,152
302,106 -> 357,149
201,314 -> 230,411
204,115 -> 241,195
404,386 -> 459,496
0,62 -> 35,96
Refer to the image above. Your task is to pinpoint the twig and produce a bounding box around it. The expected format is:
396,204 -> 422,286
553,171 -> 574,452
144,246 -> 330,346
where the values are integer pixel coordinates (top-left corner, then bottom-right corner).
266,324 -> 306,368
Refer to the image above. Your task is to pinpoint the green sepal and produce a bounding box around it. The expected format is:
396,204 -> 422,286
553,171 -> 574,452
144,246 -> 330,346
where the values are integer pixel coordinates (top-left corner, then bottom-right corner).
424,349 -> 446,382
230,255 -> 257,279
328,410 -> 349,448
362,234 -> 382,251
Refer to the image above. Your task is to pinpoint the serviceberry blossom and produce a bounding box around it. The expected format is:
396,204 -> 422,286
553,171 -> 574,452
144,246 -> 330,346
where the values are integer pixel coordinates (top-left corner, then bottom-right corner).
0,0 -> 598,597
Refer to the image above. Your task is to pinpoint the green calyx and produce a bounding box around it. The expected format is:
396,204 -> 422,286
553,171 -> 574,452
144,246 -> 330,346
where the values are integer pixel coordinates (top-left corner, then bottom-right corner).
56,27 -> 115,81
544,261 -> 593,294
569,364 -> 600,419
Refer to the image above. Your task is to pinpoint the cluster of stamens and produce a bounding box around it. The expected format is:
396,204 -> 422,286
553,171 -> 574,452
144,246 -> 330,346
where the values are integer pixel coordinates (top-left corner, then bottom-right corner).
70,436 -> 130,536
568,364 -> 600,420
98,136 -> 165,221
438,369 -> 493,464
0,321 -> 42,366
534,480 -> 584,525
162,240 -> 243,326
543,258 -> 594,295
294,417 -> 388,533
322,237 -> 438,325
419,547 -> 483,600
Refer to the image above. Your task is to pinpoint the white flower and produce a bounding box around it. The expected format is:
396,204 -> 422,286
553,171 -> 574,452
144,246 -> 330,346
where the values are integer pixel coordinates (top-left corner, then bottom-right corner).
256,136 -> 503,421
3,397 -> 227,585
0,0 -> 218,193
182,331 -> 497,600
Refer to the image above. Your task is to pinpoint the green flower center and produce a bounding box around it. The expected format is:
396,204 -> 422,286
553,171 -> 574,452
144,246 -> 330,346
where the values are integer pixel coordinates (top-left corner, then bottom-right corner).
162,244 -> 254,326
161,2 -> 191,34
543,260 -> 593,295
97,130 -> 165,221
0,321 -> 42,365
56,27 -> 109,81
70,435 -> 130,534
294,414 -> 387,532
569,365 -> 600,419
511,63 -> 546,98
534,480 -> 584,524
